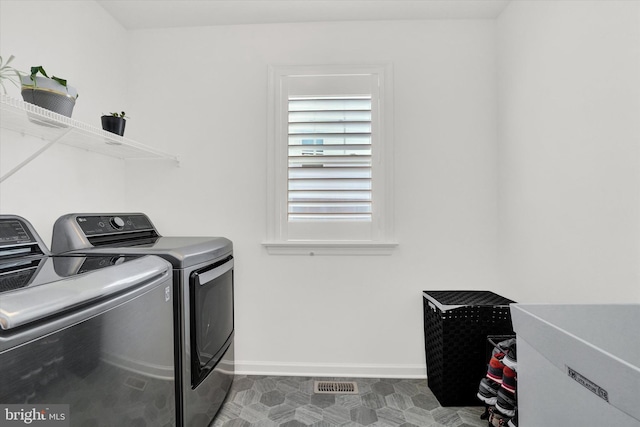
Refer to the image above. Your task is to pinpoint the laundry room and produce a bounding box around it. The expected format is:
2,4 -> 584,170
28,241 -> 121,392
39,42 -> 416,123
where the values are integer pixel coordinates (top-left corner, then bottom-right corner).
1,1 -> 639,426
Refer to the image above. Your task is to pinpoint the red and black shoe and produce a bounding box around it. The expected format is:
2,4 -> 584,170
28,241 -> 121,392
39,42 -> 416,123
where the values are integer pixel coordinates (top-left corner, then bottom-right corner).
486,353 -> 506,384
477,377 -> 500,405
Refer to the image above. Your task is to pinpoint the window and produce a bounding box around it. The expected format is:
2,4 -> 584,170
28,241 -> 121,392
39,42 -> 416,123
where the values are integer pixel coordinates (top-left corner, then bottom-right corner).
288,96 -> 372,221
265,65 -> 396,255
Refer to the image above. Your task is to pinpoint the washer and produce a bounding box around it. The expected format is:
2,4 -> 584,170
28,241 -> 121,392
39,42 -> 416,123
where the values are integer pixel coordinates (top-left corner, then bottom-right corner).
51,213 -> 234,427
0,215 -> 176,426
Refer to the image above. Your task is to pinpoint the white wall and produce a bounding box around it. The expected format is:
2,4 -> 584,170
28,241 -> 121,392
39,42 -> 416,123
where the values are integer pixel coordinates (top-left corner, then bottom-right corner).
8,0 -> 636,378
496,1 -> 640,303
0,0 -> 130,244
124,20 -> 499,376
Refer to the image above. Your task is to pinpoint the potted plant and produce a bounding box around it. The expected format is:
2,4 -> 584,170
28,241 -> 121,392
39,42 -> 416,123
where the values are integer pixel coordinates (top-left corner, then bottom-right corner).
0,55 -> 23,94
20,65 -> 78,117
101,111 -> 128,136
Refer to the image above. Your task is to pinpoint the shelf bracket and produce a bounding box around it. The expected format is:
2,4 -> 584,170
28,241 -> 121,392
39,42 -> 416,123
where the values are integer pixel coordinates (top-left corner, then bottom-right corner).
0,129 -> 72,183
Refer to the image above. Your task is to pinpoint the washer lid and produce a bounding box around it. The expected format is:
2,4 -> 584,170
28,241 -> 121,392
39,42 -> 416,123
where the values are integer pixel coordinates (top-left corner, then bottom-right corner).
52,213 -> 233,268
66,236 -> 233,268
0,255 -> 171,331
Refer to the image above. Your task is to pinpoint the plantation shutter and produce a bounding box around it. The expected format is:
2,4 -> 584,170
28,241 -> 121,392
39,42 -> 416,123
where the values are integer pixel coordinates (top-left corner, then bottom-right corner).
288,96 -> 372,221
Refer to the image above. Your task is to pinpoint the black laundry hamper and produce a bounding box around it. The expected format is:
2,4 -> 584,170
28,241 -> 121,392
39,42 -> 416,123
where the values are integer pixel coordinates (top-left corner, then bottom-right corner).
422,290 -> 516,407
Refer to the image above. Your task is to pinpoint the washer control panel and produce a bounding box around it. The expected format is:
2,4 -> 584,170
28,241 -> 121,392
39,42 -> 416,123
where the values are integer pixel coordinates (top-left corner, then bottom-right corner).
110,217 -> 125,230
76,214 -> 155,236
0,218 -> 35,246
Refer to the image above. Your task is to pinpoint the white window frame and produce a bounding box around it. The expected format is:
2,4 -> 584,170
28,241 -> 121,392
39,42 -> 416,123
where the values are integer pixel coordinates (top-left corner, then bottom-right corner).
264,64 -> 397,255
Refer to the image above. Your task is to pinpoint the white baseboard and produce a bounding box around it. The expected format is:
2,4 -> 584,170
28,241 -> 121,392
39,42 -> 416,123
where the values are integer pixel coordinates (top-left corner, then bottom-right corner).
235,361 -> 427,378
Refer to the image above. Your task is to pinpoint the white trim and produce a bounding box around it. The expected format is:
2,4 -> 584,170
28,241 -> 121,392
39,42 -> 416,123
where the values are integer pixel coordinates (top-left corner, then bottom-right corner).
262,241 -> 398,256
266,63 -> 395,249
235,360 -> 427,379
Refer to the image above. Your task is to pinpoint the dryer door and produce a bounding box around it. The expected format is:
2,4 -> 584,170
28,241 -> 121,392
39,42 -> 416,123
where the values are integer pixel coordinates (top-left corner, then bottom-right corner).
189,255 -> 234,387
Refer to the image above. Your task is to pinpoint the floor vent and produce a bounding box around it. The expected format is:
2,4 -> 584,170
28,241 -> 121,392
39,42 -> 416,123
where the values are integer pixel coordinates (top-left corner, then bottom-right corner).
314,381 -> 359,395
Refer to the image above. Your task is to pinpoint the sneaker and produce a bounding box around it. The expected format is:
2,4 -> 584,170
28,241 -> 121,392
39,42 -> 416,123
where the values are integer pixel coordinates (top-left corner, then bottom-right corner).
495,338 -> 516,355
488,406 -> 512,427
480,406 -> 491,420
503,341 -> 517,371
486,353 -> 506,384
501,366 -> 517,394
477,377 -> 500,405
507,408 -> 518,427
496,388 -> 517,417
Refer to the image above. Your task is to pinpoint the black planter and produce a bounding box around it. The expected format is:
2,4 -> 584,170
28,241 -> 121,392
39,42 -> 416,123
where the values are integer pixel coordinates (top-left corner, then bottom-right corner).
101,116 -> 126,136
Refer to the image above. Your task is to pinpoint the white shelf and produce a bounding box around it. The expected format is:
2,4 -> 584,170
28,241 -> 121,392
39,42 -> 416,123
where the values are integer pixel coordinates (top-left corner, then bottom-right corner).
0,94 -> 179,181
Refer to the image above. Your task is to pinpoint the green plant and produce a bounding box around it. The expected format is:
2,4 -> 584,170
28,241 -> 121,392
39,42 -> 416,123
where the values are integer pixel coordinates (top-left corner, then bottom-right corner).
108,111 -> 128,119
22,65 -> 78,99
26,65 -> 69,88
0,55 -> 23,94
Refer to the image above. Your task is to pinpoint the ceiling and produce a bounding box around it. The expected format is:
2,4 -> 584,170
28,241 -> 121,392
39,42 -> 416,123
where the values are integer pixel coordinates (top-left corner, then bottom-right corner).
96,0 -> 511,30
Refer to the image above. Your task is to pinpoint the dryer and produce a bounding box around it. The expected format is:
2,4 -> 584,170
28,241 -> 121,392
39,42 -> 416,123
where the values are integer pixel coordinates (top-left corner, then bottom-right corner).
51,213 -> 234,427
0,215 -> 176,426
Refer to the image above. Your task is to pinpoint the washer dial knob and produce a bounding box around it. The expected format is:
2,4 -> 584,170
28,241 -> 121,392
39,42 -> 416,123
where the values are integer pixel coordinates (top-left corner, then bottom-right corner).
110,216 -> 125,230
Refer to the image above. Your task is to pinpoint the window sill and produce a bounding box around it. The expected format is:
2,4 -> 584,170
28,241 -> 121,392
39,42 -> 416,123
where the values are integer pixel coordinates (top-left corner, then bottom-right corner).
262,241 -> 398,256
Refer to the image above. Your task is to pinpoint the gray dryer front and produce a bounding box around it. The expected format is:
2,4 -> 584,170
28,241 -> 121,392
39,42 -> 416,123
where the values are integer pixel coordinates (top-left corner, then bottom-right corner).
51,213 -> 234,427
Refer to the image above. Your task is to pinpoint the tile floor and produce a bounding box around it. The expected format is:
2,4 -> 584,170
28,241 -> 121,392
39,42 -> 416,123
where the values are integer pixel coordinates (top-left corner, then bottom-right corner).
211,376 -> 487,427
